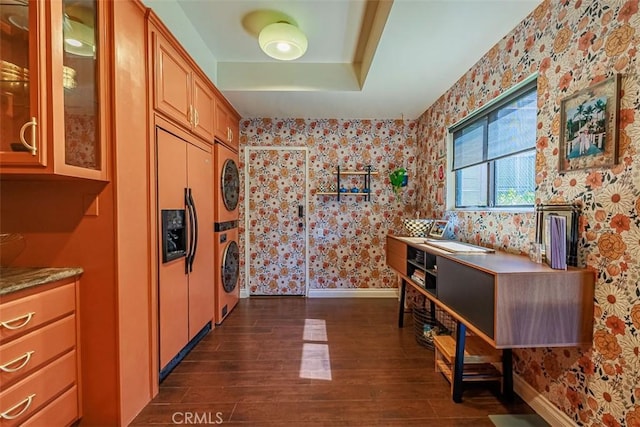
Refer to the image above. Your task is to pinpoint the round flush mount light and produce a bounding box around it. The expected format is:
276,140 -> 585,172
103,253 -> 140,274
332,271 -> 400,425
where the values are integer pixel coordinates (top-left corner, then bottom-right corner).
63,19 -> 95,57
258,22 -> 308,61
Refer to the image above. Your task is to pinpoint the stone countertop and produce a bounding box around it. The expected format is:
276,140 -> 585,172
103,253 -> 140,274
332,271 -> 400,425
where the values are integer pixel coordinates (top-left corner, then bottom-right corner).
0,267 -> 83,296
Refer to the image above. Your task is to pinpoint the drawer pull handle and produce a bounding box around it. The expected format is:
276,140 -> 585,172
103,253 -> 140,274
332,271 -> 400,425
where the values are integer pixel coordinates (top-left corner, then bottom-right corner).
0,312 -> 35,330
0,393 -> 36,420
0,351 -> 34,373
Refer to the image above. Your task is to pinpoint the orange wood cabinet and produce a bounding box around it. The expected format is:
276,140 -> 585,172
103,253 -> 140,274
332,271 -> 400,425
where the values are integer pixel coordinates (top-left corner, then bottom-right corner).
0,0 -> 109,180
152,29 -> 215,143
2,1 -> 154,425
0,277 -> 81,426
214,99 -> 240,152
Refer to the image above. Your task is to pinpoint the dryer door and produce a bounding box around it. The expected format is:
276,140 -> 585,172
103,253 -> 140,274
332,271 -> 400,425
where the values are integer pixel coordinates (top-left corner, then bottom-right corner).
221,240 -> 239,292
221,159 -> 239,211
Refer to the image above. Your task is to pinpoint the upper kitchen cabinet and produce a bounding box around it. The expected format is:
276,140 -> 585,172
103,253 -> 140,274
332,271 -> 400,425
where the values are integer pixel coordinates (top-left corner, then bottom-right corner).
0,0 -> 109,180
151,28 -> 215,143
214,98 -> 239,152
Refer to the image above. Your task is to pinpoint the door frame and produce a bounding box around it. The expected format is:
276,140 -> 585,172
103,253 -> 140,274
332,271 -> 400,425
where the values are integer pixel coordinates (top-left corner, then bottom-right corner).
244,146 -> 310,297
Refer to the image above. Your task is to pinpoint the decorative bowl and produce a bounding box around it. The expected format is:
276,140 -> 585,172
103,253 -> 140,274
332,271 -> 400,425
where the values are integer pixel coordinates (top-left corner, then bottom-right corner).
403,219 -> 433,237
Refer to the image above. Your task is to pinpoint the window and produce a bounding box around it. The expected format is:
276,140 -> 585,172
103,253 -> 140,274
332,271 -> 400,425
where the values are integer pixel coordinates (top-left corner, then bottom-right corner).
451,79 -> 537,208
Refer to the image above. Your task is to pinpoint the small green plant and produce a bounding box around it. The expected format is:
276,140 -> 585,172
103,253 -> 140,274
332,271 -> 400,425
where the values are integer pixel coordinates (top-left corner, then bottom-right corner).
389,168 -> 407,195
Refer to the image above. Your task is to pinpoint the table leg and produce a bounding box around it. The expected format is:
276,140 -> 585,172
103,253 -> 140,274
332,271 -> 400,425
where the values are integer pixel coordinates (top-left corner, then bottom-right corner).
398,278 -> 407,328
502,348 -> 514,401
452,322 -> 466,403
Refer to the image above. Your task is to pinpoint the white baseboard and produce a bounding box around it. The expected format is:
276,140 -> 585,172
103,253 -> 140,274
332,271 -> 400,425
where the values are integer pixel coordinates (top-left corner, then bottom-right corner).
240,288 -> 398,298
513,373 -> 576,427
307,288 -> 399,298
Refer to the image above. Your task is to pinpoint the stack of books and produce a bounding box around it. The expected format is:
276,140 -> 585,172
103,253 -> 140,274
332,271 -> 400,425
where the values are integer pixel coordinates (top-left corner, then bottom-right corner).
411,269 -> 426,286
545,214 -> 567,270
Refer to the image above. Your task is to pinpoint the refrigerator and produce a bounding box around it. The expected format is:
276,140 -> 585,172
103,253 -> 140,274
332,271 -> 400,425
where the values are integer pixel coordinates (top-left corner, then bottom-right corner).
156,125 -> 214,375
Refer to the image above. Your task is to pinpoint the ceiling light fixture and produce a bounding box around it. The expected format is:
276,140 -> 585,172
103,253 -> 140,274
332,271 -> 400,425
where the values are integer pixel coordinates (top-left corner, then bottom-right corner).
63,14 -> 95,57
258,21 -> 308,61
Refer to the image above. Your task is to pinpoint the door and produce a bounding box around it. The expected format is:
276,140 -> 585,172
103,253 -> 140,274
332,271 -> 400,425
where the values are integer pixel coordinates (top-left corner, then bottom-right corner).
156,127 -> 189,368
246,148 -> 308,295
214,142 -> 239,223
214,101 -> 238,151
185,142 -> 214,340
153,31 -> 192,131
0,0 -> 108,179
0,0 -> 45,167
191,74 -> 215,142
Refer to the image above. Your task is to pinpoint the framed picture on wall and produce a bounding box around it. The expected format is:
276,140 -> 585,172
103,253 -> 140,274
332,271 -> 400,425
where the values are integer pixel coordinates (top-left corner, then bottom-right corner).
559,74 -> 621,172
428,220 -> 449,239
437,134 -> 447,159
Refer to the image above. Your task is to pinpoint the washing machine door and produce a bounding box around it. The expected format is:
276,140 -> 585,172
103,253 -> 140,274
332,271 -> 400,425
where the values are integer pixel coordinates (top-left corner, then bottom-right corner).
221,240 -> 239,292
221,159 -> 239,211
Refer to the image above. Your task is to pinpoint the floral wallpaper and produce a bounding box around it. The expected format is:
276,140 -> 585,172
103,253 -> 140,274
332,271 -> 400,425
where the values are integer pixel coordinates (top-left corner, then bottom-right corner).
416,0 -> 640,425
239,119 -> 418,292
65,114 -> 97,169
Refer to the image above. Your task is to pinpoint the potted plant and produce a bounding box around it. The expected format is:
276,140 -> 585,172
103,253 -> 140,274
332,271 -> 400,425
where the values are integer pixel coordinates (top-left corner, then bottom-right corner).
389,167 -> 407,195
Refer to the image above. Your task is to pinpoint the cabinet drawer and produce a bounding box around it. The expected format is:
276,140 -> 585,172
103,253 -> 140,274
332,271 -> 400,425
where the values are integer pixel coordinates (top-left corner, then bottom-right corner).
0,350 -> 76,426
0,282 -> 75,342
20,385 -> 78,427
386,236 -> 407,276
437,257 -> 495,339
0,315 -> 76,386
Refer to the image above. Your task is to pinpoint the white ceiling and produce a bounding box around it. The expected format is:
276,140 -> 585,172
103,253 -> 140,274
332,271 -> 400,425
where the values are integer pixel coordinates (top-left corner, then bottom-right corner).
144,0 -> 541,120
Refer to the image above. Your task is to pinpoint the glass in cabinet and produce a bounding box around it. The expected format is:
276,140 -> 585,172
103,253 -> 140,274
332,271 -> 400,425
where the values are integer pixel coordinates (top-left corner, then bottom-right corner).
0,0 -> 108,180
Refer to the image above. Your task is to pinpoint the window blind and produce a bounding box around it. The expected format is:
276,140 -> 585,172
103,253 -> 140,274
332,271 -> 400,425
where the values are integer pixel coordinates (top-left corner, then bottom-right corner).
452,79 -> 537,171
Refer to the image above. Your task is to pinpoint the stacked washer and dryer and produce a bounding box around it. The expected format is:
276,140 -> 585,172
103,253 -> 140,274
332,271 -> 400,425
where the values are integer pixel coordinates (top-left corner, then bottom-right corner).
214,141 -> 240,324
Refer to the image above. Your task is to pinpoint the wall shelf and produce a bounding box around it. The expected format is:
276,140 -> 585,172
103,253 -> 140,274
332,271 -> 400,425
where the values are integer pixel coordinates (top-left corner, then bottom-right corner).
319,165 -> 377,201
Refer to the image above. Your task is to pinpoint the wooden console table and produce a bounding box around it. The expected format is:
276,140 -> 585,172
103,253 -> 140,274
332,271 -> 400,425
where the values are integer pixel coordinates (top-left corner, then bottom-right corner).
386,235 -> 595,402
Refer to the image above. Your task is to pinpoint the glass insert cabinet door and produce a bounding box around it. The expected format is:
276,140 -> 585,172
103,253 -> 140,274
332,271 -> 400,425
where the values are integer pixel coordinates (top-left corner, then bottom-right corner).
0,0 -> 108,180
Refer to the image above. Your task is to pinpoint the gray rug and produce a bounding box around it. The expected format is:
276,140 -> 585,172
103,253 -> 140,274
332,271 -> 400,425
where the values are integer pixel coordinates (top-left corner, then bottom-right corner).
489,414 -> 550,427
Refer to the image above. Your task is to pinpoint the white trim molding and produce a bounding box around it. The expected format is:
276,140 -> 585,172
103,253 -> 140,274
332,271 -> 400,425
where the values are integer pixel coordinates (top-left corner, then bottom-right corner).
307,288 -> 399,298
239,288 -> 250,299
513,374 -> 576,427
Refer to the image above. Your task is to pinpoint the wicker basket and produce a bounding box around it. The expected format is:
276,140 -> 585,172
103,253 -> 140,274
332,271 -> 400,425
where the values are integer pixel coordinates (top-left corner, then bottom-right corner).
412,305 -> 455,349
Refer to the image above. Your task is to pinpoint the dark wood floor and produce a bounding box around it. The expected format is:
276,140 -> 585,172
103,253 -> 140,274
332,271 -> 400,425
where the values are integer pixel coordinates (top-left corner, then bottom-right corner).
131,298 -> 535,426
